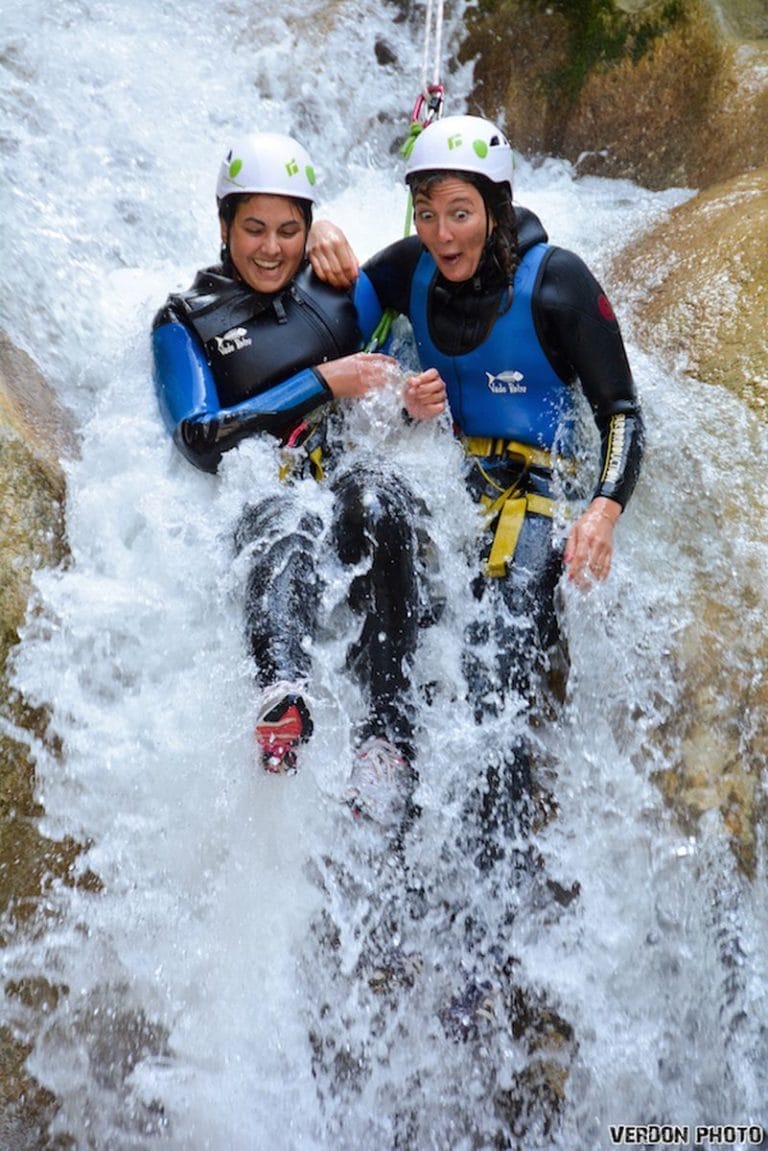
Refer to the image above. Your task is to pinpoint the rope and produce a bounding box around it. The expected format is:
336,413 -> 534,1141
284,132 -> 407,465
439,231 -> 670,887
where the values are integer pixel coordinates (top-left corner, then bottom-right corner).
364,0 -> 447,353
364,309 -> 398,353
422,0 -> 445,89
405,0 -> 446,157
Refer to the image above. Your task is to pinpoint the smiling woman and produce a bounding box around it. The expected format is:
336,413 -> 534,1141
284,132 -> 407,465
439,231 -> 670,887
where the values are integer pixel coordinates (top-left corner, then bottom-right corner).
216,133 -> 315,295
151,128 -> 447,811
222,196 -> 308,294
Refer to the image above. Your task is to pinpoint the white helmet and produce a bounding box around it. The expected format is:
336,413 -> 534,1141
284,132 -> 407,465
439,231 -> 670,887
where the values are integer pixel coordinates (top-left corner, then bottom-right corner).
216,131 -> 316,204
405,114 -> 513,192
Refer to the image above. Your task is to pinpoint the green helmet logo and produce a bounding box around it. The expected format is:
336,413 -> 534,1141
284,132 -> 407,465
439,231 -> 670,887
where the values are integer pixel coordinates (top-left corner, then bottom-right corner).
447,133 -> 462,151
473,140 -> 489,160
284,159 -> 316,186
228,157 -> 243,182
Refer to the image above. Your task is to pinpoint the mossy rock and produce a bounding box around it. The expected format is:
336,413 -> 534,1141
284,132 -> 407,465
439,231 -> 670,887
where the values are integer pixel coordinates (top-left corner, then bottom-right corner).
461,0 -> 768,189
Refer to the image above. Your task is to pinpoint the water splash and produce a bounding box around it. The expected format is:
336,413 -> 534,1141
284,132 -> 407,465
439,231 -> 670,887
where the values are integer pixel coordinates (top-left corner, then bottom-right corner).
2,0 -> 766,1147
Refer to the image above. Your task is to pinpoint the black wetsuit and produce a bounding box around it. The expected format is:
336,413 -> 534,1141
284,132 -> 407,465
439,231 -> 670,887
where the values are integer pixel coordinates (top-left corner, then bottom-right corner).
354,205 -> 644,855
152,262 -> 422,754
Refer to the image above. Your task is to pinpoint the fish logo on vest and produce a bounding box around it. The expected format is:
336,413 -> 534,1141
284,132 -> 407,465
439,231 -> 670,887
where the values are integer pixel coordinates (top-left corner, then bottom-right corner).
215,327 -> 252,356
486,369 -> 526,394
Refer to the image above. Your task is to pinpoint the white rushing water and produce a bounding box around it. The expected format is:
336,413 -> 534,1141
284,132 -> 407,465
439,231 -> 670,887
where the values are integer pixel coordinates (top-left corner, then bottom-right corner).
2,0 -> 767,1148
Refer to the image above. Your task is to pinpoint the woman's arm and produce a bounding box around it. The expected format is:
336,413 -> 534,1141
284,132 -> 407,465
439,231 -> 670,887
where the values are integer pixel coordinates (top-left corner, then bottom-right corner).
152,319 -> 332,472
306,219 -> 359,289
535,248 -> 645,586
152,318 -> 403,472
536,247 -> 644,511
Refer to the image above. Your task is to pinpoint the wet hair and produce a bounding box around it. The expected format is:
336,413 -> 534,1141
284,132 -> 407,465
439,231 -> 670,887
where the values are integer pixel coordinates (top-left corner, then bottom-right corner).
217,193 -> 313,273
407,169 -> 519,285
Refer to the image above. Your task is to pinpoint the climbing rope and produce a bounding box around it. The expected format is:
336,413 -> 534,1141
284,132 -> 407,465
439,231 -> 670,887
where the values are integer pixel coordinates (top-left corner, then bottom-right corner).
364,0 -> 446,352
422,0 -> 446,97
403,0 -> 447,160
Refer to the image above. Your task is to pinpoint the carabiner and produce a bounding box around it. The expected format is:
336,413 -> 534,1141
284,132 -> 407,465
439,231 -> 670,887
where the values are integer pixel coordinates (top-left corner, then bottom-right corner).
410,83 -> 445,127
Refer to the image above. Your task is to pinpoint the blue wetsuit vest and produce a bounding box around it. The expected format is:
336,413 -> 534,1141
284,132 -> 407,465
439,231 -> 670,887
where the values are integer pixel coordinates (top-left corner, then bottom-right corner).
408,244 -> 575,455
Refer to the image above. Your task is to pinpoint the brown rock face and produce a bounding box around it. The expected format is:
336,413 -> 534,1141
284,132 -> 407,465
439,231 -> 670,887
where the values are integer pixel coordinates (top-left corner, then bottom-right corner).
461,0 -> 768,190
611,166 -> 768,412
0,334 -> 80,1141
607,168 -> 767,876
0,335 -> 77,924
0,331 -> 75,674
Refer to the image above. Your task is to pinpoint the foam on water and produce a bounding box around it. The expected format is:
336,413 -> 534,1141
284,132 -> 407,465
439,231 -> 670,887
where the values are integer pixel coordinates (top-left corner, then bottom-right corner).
2,0 -> 766,1147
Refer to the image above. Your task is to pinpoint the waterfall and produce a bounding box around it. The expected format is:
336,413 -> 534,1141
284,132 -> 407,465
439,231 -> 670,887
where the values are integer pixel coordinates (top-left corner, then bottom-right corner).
2,0 -> 766,1148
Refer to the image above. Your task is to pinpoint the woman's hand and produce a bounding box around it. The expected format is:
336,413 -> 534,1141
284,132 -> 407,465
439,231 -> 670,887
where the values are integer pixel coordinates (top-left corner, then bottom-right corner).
307,219 -> 359,289
317,352 -> 398,399
403,368 -> 447,422
563,496 -> 622,589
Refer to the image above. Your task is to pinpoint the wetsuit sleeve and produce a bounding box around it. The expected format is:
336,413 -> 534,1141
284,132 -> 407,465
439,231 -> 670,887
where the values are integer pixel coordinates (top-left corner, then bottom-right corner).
152,318 -> 331,473
353,272 -> 385,346
534,248 -> 644,508
361,236 -> 423,316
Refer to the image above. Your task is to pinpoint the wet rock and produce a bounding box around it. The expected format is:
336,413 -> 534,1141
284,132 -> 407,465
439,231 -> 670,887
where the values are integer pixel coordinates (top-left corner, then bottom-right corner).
1,331 -> 77,902
0,329 -> 86,900
0,331 -> 76,657
0,331 -> 79,1140
652,587 -> 768,879
608,172 -> 767,875
1,328 -> 75,733
612,166 -> 768,413
374,36 -> 398,66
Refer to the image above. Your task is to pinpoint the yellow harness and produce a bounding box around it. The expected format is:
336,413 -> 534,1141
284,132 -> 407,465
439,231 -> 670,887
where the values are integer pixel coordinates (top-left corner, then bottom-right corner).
280,429 -> 571,578
462,437 -> 574,578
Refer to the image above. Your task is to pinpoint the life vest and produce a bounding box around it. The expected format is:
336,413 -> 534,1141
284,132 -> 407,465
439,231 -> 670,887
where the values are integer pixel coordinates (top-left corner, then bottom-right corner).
168,264 -> 361,409
408,243 -> 576,456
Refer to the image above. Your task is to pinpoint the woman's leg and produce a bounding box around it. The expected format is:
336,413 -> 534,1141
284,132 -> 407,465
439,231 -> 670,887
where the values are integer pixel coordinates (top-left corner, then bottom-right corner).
462,511 -> 565,867
235,494 -> 323,687
331,469 -> 421,757
234,494 -> 322,771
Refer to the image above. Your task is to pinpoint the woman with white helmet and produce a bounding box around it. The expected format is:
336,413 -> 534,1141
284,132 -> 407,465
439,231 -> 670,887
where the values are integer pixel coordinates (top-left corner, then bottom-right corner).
152,131 -> 446,821
311,113 -> 644,853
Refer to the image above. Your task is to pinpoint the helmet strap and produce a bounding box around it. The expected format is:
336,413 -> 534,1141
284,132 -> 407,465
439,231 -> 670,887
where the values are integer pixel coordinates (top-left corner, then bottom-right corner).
220,216 -> 234,275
